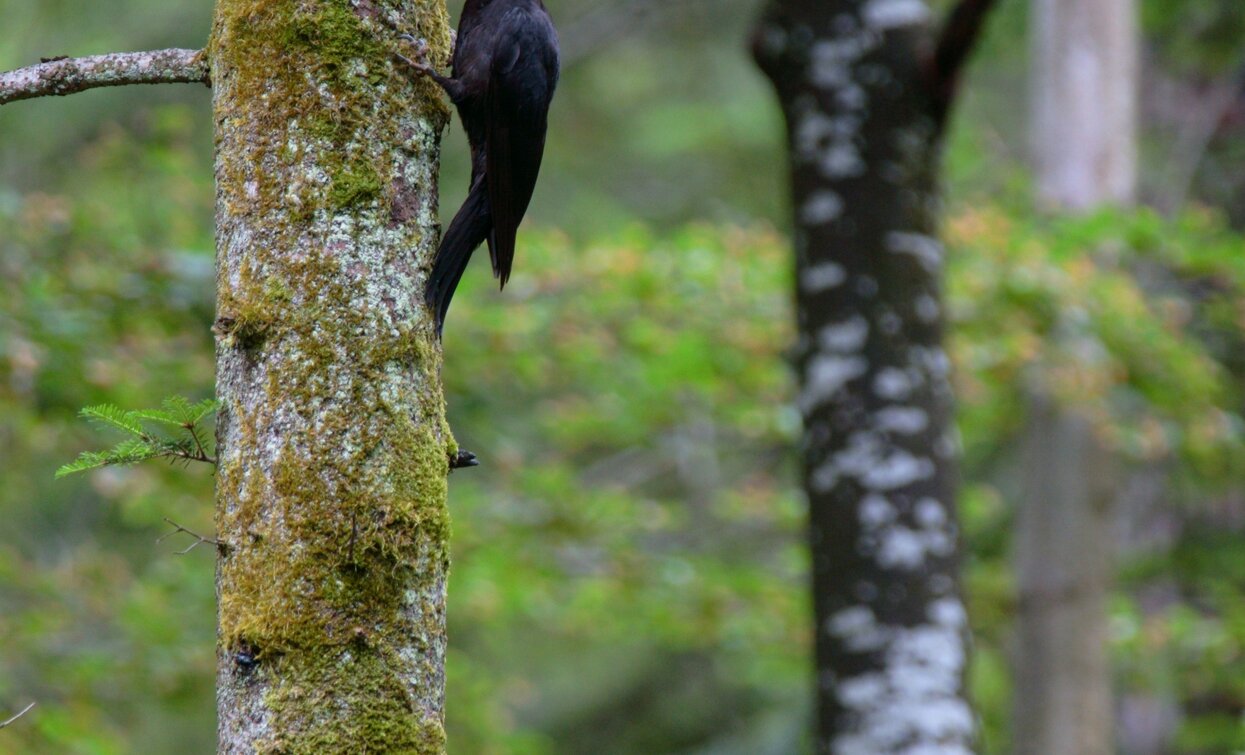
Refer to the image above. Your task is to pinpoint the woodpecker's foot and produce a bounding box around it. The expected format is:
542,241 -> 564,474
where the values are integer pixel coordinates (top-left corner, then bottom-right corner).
450,449 -> 479,470
394,35 -> 436,77
394,34 -> 465,102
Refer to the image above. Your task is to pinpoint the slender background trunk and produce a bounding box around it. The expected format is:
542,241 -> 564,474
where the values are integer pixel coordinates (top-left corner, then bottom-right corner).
1031,0 -> 1138,210
1014,0 -> 1138,751
754,0 -> 995,750
1013,400 -> 1116,755
209,1 -> 456,751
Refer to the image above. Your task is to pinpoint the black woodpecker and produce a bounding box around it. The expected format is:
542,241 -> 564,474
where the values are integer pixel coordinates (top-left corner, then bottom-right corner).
400,0 -> 560,336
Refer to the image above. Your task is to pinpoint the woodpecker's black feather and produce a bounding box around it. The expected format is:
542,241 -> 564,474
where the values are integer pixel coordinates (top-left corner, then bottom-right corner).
417,0 -> 559,335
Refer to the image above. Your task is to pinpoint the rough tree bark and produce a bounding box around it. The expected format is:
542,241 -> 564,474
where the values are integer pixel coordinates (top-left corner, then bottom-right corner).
1,1 -> 458,752
1014,0 -> 1138,752
752,0 -> 994,751
210,1 -> 455,752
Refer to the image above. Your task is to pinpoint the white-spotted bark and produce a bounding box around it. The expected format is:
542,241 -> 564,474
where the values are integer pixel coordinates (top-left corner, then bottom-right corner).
753,0 -> 994,751
210,1 -> 455,752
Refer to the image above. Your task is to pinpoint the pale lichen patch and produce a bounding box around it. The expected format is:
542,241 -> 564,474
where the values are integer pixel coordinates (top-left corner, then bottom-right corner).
817,315 -> 870,352
801,190 -> 845,225
800,354 -> 869,414
862,0 -> 931,30
801,261 -> 848,292
810,431 -> 935,493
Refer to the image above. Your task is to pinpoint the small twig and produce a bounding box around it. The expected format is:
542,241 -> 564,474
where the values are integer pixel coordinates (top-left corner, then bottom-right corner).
0,702 -> 35,730
138,429 -> 215,468
0,48 -> 208,106
172,447 -> 217,466
185,424 -> 217,466
158,517 -> 225,555
347,511 -> 359,564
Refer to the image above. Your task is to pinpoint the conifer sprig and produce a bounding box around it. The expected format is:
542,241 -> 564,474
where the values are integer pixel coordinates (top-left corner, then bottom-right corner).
56,397 -> 218,478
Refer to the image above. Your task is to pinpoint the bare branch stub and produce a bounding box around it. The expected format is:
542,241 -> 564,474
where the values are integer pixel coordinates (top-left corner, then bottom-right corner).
158,517 -> 227,555
0,702 -> 35,730
927,0 -> 1000,127
0,48 -> 208,106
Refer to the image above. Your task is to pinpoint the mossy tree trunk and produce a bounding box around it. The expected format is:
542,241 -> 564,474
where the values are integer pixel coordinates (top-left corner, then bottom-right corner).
753,0 -> 995,751
209,1 -> 456,752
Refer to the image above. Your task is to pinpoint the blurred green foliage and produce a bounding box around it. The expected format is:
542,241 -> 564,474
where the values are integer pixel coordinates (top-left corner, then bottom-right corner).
1142,0 -> 1245,74
0,105 -> 218,754
3,0 -> 1245,753
948,204 -> 1245,481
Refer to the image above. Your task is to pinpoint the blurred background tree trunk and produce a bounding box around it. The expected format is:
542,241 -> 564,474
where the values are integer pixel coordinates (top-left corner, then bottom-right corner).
210,1 -> 455,751
1014,0 -> 1138,752
753,0 -> 994,750
1013,400 -> 1117,755
1031,0 -> 1138,210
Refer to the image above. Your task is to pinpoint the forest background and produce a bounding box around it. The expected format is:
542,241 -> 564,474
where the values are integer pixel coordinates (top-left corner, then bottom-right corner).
3,0 -> 1245,752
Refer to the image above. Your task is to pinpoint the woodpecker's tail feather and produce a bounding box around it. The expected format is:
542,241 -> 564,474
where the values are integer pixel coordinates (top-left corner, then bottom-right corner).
426,177 -> 492,336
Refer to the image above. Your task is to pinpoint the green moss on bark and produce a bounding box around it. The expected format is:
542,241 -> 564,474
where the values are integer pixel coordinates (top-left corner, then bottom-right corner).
330,160 -> 383,207
211,1 -> 455,751
209,0 -> 451,221
215,242 -> 454,650
257,651 -> 447,754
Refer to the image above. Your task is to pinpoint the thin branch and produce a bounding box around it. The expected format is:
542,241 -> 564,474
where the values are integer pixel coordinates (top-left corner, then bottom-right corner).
0,702 -> 35,730
158,517 -> 226,555
927,0 -> 1000,128
1158,63 -> 1245,215
135,429 -> 216,467
171,446 -> 217,466
0,48 -> 208,106
184,424 -> 217,466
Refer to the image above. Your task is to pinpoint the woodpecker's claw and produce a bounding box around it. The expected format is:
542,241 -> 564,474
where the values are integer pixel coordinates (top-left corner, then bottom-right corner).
450,450 -> 479,470
397,34 -> 430,60
394,34 -> 435,76
398,31 -> 455,55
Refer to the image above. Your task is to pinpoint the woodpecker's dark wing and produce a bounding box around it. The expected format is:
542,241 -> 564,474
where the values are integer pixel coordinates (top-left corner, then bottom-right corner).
485,7 -> 558,287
